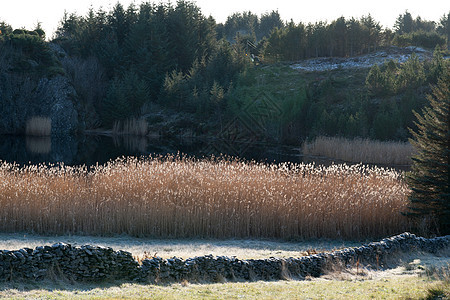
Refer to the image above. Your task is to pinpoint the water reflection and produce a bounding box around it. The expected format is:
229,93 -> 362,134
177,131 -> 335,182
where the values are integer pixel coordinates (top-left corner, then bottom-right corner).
112,135 -> 148,154
0,135 -> 411,171
26,136 -> 51,154
0,135 -> 303,166
0,135 -> 78,165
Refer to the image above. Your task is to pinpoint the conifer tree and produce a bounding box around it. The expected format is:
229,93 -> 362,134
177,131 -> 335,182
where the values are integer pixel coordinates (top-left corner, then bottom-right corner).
406,66 -> 450,235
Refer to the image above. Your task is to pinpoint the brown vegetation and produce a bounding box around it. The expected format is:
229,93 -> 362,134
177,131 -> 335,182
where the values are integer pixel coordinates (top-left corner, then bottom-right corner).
25,136 -> 51,154
0,156 -> 410,239
25,116 -> 52,136
302,136 -> 414,165
112,118 -> 148,136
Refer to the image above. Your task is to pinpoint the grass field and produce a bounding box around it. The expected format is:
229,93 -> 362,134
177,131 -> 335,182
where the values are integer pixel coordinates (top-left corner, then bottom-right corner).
0,155 -> 410,239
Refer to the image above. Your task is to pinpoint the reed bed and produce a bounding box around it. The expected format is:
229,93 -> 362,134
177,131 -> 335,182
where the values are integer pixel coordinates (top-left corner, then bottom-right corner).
112,118 -> 148,136
0,156 -> 410,239
25,117 -> 51,136
302,136 -> 414,165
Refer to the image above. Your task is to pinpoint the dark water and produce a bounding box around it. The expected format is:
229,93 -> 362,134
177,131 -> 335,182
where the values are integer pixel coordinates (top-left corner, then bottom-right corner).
0,134 -> 305,166
0,135 -> 411,172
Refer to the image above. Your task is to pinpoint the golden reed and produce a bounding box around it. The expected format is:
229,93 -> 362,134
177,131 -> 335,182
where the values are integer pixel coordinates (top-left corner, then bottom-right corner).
0,155 -> 410,239
302,136 -> 414,165
25,117 -> 51,136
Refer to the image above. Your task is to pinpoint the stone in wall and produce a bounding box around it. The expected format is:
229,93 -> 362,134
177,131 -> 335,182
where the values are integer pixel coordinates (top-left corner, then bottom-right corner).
0,233 -> 448,283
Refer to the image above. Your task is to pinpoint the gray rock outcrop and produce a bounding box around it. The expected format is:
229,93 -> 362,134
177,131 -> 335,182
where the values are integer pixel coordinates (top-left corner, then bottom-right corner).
0,41 -> 79,136
32,75 -> 79,136
0,75 -> 79,136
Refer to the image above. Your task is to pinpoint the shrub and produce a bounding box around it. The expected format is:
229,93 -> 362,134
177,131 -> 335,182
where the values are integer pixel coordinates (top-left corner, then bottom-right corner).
397,53 -> 426,91
12,29 -> 25,35
0,21 -> 12,35
366,64 -> 384,95
393,31 -> 446,49
9,32 -> 56,70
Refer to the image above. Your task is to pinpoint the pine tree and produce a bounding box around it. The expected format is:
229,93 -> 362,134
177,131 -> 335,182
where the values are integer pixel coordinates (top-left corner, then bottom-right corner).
395,11 -> 414,34
366,64 -> 384,95
437,12 -> 450,50
405,66 -> 450,235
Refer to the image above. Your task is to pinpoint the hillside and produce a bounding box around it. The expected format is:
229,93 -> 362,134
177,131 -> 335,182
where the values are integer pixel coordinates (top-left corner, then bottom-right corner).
1,5 -> 449,145
291,46 -> 434,71
224,46 -> 447,145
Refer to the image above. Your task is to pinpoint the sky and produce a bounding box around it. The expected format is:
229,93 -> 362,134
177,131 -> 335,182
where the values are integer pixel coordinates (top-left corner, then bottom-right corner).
1,0 -> 449,39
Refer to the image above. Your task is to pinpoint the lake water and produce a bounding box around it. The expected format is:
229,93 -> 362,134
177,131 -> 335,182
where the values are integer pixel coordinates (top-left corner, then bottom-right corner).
0,134 -> 305,166
0,134 -> 411,171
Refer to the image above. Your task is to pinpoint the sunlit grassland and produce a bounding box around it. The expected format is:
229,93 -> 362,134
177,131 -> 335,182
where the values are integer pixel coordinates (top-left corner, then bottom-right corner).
0,155 -> 410,239
0,274 -> 446,299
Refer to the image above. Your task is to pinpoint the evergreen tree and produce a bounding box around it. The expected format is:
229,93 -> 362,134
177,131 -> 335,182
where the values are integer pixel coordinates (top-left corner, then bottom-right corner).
306,21 -> 328,57
257,10 -> 284,40
223,11 -> 258,42
262,27 -> 284,61
406,67 -> 450,235
437,12 -> 450,49
0,20 -> 12,36
366,64 -> 384,95
414,16 -> 436,32
361,14 -> 381,53
395,11 -> 414,34
398,53 -> 426,91
108,3 -> 130,47
347,17 -> 362,56
283,21 -> 306,60
329,17 -> 347,57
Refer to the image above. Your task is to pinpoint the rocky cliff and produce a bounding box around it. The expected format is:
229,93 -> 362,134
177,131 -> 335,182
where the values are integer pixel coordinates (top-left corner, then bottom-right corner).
0,42 -> 79,136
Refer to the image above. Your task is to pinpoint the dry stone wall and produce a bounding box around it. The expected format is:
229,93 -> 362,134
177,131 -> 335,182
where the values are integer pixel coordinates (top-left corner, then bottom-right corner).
0,233 -> 448,282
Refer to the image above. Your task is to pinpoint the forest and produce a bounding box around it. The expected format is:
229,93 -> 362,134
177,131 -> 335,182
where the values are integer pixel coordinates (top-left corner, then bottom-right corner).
0,1 -> 449,144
